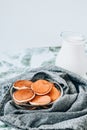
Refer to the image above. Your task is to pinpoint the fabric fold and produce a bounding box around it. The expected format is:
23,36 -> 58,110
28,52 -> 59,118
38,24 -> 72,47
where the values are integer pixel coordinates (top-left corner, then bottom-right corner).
0,66 -> 87,130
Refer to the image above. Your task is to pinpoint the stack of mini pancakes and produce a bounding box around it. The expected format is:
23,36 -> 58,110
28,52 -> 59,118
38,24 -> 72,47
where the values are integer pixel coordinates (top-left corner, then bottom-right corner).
12,79 -> 61,107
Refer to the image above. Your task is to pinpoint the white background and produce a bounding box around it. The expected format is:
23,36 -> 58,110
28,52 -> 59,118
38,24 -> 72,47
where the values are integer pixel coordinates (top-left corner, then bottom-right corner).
0,0 -> 87,51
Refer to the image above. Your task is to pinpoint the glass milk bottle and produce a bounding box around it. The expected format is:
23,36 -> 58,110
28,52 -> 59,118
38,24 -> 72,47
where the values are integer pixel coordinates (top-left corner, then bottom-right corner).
55,32 -> 87,78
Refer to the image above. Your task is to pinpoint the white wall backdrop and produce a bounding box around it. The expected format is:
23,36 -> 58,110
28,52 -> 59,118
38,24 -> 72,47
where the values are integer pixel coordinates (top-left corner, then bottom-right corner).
0,0 -> 87,51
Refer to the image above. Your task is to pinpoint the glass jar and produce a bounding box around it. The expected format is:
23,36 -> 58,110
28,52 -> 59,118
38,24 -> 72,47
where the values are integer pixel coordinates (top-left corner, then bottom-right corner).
55,31 -> 87,78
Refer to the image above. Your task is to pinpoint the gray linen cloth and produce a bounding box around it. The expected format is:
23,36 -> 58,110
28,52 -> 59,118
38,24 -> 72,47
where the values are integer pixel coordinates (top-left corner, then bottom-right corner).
0,65 -> 87,130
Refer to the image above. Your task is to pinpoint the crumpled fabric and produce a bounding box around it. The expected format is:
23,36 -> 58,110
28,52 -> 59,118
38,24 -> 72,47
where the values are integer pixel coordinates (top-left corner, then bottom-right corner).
0,65 -> 87,130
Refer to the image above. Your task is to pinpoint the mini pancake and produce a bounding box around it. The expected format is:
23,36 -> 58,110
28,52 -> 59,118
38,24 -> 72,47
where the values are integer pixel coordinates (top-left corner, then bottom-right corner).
48,85 -> 61,102
31,79 -> 53,95
13,89 -> 35,103
13,100 -> 24,105
29,95 -> 51,106
13,80 -> 33,90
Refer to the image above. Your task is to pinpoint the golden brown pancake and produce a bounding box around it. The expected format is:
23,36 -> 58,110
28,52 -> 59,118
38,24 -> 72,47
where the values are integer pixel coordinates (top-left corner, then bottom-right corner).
31,79 -> 53,95
48,85 -> 61,102
13,89 -> 35,103
29,95 -> 51,106
13,80 -> 33,90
